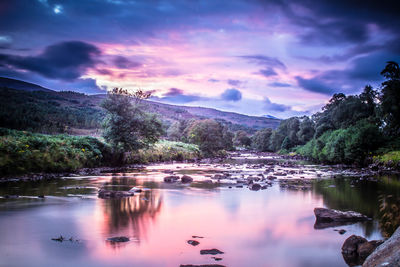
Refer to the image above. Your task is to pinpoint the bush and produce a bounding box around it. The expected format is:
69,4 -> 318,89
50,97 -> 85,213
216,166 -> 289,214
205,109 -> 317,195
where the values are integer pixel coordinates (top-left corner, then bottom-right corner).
0,128 -> 111,176
125,140 -> 200,163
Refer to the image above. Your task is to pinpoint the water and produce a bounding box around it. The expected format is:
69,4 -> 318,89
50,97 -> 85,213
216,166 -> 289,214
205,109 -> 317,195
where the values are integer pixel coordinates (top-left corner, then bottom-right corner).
1,154 -> 399,267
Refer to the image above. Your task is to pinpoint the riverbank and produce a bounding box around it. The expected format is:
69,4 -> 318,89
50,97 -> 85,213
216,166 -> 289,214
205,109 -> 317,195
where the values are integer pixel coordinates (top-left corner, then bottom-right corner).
0,128 -> 201,179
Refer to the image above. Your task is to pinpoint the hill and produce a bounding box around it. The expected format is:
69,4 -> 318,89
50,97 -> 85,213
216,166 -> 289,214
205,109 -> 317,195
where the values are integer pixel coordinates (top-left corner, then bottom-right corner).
0,77 -> 280,135
0,77 -> 52,92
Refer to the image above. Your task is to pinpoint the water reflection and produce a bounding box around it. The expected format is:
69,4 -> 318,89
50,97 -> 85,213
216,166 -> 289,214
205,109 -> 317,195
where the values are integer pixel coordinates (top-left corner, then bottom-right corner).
101,190 -> 163,245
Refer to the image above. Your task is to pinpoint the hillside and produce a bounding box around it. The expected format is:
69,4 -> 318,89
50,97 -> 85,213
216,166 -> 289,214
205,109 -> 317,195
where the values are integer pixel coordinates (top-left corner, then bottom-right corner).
0,77 -> 280,135
0,77 -> 52,92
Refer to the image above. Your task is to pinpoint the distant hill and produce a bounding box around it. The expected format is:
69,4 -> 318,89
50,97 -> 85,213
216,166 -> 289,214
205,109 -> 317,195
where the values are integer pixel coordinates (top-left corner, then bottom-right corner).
0,77 -> 281,135
0,77 -> 53,92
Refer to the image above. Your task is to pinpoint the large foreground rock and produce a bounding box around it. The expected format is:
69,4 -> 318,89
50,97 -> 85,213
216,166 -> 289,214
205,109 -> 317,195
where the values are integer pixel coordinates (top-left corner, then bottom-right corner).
363,226 -> 400,267
341,235 -> 383,266
314,207 -> 369,226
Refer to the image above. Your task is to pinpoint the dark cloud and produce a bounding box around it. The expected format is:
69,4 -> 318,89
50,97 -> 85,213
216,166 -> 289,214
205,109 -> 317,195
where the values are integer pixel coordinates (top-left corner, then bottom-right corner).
258,68 -> 277,77
295,76 -> 335,95
220,88 -> 242,101
0,41 -> 101,81
227,79 -> 241,86
113,56 -> 141,69
295,51 -> 400,95
268,82 -> 291,87
264,97 -> 292,112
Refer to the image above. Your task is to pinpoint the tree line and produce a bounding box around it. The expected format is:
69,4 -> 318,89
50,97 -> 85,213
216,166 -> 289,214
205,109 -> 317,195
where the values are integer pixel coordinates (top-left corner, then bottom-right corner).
251,61 -> 400,164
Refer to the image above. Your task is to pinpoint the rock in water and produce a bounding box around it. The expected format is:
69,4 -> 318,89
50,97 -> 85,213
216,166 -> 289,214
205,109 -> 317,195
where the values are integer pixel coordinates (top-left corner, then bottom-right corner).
181,175 -> 194,183
164,175 -> 180,183
314,207 -> 369,229
107,236 -> 130,242
200,249 -> 224,255
249,183 -> 261,191
187,240 -> 200,246
363,226 -> 400,267
341,235 -> 384,266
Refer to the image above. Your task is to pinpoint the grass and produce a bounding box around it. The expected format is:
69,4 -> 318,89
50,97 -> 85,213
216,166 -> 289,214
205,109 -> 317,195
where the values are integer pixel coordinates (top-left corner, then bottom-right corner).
126,140 -> 200,163
374,151 -> 400,167
0,128 -> 111,176
0,128 -> 200,176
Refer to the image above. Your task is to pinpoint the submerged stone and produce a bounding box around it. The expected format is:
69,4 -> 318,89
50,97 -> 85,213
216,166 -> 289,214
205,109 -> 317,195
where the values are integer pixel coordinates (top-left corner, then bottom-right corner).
200,249 -> 224,255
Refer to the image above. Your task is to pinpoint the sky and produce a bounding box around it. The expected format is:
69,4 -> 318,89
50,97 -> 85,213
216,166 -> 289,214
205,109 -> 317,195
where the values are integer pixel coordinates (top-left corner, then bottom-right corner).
0,0 -> 399,118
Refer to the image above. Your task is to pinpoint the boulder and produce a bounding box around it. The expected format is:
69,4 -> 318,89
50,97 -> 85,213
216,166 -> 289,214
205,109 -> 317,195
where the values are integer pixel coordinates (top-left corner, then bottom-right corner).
249,183 -> 261,191
363,227 -> 400,267
341,235 -> 384,266
314,208 -> 369,224
181,175 -> 194,183
164,175 -> 180,183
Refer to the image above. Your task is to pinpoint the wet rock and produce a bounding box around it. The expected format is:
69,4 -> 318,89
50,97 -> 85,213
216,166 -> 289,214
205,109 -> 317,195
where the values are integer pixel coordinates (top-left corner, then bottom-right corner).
37,195 -> 45,199
249,183 -> 261,191
212,257 -> 223,261
164,175 -> 180,183
181,175 -> 194,183
358,241 -> 383,260
192,235 -> 204,238
200,249 -> 224,255
273,172 -> 287,176
314,208 -> 369,224
107,236 -> 130,242
342,235 -> 368,255
341,235 -> 383,266
98,189 -> 134,199
338,229 -> 346,235
363,226 -> 400,267
187,240 -> 200,246
267,175 -> 277,180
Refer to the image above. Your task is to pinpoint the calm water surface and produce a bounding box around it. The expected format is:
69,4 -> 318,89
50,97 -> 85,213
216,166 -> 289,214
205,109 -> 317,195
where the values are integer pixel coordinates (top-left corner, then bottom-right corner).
1,154 -> 399,267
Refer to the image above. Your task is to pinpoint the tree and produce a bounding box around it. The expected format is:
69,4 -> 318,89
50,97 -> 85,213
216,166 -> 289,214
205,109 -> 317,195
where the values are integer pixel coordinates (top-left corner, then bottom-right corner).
186,119 -> 231,156
101,88 -> 163,151
252,128 -> 273,152
380,61 -> 400,135
233,130 -> 252,147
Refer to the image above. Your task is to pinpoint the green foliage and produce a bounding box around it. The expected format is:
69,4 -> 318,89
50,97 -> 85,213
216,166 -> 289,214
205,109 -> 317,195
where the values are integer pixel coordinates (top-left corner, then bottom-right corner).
101,88 -> 163,151
251,128 -> 273,152
380,61 -> 400,135
187,119 -> 232,156
0,128 -> 111,175
297,120 -> 383,164
233,130 -> 252,147
126,140 -> 200,163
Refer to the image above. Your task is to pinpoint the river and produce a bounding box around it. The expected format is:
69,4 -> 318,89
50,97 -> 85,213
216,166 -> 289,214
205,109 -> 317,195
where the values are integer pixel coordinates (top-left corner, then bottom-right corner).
0,153 -> 399,267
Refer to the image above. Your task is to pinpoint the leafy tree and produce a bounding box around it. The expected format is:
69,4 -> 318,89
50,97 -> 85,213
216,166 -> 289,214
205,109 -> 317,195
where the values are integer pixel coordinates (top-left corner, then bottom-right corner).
233,130 -> 252,147
380,61 -> 400,135
187,119 -> 231,156
297,116 -> 315,144
101,88 -> 163,151
252,128 -> 273,152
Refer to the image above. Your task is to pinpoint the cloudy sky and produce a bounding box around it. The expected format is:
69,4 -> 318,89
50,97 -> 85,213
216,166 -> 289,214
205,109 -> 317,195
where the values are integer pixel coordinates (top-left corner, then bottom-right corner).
1,0 -> 399,118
